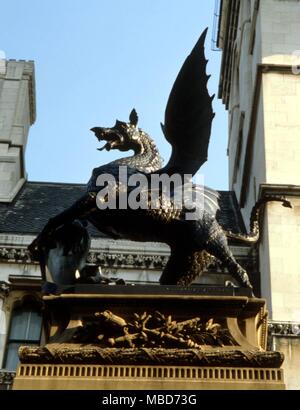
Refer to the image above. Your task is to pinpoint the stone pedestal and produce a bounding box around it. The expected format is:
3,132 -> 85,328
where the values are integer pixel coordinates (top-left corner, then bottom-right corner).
13,285 -> 285,390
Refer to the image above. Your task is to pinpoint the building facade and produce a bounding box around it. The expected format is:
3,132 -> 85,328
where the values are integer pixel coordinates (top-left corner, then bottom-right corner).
217,0 -> 300,389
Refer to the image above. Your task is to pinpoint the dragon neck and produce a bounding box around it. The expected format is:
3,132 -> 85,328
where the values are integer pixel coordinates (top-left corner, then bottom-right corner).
113,131 -> 163,173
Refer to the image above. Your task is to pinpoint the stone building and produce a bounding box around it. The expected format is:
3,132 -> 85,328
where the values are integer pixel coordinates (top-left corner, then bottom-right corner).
216,0 -> 300,389
0,58 -> 252,389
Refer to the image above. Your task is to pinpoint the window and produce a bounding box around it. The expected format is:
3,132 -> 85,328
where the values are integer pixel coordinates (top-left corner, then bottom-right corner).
4,302 -> 42,371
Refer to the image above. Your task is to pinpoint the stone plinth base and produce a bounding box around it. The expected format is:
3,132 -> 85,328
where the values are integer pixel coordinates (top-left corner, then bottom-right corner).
13,363 -> 285,390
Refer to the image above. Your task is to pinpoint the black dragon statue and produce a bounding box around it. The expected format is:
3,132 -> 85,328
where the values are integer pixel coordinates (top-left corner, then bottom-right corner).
28,29 -> 291,293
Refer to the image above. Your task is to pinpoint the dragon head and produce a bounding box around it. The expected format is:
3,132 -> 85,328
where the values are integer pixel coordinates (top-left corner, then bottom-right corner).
91,109 -> 141,153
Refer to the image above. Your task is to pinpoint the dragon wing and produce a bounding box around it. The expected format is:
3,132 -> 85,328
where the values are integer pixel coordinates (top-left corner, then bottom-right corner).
157,28 -> 215,177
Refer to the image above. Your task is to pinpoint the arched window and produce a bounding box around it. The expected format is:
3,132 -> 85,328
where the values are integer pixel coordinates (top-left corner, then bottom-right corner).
3,299 -> 42,371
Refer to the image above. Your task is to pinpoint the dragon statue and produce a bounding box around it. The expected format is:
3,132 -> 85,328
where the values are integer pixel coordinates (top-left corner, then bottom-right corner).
28,29 -> 291,294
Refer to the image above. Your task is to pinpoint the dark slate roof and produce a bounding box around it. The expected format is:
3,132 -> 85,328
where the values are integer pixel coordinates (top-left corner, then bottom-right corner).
0,182 -> 246,237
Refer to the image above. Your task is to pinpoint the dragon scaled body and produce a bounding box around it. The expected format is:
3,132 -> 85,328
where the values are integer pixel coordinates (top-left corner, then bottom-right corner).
29,29 -> 292,294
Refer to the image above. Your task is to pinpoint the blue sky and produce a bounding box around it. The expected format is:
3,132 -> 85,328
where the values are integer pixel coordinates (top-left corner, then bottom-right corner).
1,0 -> 229,190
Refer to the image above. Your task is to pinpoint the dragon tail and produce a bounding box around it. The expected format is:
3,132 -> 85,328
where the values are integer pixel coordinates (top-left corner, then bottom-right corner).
226,196 -> 292,244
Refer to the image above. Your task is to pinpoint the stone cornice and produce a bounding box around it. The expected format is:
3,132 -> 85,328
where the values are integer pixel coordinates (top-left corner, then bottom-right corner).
87,250 -> 170,271
259,184 -> 300,199
0,246 -> 31,263
8,275 -> 42,291
0,244 -> 253,273
0,245 -> 171,271
0,281 -> 11,297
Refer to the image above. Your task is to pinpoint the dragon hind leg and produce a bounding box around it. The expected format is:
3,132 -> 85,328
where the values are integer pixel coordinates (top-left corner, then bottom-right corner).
159,248 -> 215,286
